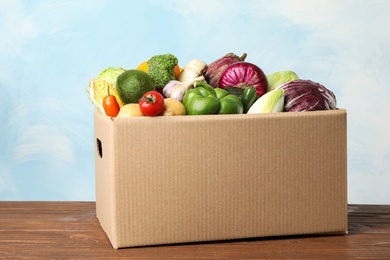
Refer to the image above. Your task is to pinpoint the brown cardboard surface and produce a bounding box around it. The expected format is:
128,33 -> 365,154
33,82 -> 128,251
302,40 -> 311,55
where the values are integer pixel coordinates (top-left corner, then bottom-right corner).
94,109 -> 348,249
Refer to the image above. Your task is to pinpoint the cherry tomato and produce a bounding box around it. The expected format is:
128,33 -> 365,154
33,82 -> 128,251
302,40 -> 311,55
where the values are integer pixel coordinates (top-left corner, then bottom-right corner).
103,88 -> 120,117
139,91 -> 165,116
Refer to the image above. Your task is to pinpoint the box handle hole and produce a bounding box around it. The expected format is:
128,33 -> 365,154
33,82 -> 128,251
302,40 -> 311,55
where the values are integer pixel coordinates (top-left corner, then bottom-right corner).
97,138 -> 103,158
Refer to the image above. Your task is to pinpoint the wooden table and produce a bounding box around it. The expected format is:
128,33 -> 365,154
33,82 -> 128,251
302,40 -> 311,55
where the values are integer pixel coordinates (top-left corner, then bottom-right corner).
0,202 -> 389,259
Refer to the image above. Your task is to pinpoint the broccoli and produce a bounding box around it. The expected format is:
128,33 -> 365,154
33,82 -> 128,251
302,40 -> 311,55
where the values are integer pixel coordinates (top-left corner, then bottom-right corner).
147,53 -> 178,89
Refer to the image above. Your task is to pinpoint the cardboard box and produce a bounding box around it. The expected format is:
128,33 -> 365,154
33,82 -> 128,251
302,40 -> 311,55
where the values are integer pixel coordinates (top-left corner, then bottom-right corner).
94,109 -> 348,249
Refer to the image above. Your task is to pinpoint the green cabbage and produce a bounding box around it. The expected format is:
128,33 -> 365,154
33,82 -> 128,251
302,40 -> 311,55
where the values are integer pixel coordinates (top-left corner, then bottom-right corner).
98,67 -> 126,88
266,70 -> 299,91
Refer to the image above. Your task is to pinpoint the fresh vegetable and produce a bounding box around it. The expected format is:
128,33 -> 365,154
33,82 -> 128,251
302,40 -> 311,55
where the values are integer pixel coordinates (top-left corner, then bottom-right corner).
214,88 -> 244,114
117,103 -> 144,117
183,81 -> 220,115
162,76 -> 205,102
88,52 -> 339,116
116,70 -> 155,104
279,79 -> 337,112
223,86 -> 257,113
266,70 -> 299,91
139,91 -> 165,116
178,59 -> 208,82
224,86 -> 246,97
136,60 -> 149,72
103,88 -> 120,117
160,98 -> 186,116
219,62 -> 268,97
86,78 -> 124,114
183,81 -> 243,115
137,60 -> 182,80
204,53 -> 247,88
97,67 -> 126,88
241,87 -> 257,113
174,64 -> 181,80
147,53 -> 179,89
247,89 -> 285,114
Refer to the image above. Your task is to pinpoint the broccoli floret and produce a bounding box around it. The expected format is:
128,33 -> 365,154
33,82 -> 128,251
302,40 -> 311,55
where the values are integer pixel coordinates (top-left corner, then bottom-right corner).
148,53 -> 178,89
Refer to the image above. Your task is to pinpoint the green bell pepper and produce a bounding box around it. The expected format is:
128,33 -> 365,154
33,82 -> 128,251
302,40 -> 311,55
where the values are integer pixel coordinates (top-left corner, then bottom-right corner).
183,81 -> 244,115
241,87 -> 257,113
224,86 -> 257,113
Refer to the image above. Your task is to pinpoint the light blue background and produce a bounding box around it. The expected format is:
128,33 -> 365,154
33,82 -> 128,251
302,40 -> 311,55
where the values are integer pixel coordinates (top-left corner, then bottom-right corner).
1,0 -> 389,203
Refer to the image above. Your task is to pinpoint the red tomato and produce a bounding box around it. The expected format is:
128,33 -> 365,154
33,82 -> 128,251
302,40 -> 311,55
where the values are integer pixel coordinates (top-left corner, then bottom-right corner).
139,91 -> 165,116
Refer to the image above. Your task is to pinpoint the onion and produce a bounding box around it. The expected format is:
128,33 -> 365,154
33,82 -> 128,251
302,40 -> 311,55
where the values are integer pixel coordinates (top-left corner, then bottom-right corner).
219,62 -> 268,97
205,53 -> 247,88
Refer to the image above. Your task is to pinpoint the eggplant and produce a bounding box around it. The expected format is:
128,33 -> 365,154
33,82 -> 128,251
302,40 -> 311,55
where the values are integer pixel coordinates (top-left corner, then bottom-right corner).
204,52 -> 247,88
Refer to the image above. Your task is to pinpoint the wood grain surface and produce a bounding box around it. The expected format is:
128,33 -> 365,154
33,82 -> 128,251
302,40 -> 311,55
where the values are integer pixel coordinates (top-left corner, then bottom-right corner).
0,202 -> 389,259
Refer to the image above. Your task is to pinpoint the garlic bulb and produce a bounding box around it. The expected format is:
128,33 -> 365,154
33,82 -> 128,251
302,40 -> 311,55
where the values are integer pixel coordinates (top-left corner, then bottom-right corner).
178,60 -> 208,82
162,76 -> 205,102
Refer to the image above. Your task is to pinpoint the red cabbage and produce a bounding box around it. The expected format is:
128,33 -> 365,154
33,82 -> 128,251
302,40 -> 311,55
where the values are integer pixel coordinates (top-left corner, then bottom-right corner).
279,79 -> 337,112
